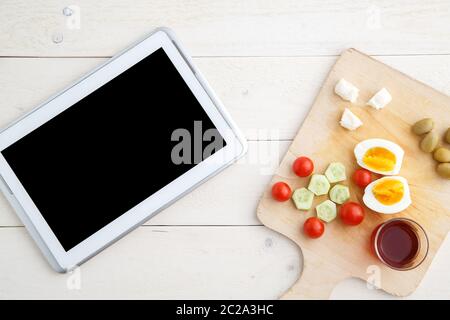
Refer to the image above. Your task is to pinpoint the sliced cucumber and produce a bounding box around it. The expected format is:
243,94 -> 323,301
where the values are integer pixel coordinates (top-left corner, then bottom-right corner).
325,162 -> 346,183
329,184 -> 350,204
307,174 -> 330,196
316,200 -> 337,223
292,188 -> 314,210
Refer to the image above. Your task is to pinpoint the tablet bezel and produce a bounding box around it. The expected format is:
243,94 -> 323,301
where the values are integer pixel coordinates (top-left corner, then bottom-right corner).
0,29 -> 247,271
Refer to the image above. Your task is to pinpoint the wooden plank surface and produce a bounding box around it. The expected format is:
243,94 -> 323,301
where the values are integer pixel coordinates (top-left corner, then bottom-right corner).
0,226 -> 449,299
1,1 -> 450,300
1,56 -> 450,227
0,226 -> 300,299
1,1 -> 450,57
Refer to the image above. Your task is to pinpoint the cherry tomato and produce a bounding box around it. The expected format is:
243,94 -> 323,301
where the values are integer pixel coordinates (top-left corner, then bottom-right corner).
353,168 -> 372,188
303,217 -> 325,239
271,182 -> 292,202
340,202 -> 365,226
293,156 -> 314,177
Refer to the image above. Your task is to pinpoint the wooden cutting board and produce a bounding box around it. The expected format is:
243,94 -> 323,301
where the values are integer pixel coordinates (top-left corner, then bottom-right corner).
257,48 -> 450,299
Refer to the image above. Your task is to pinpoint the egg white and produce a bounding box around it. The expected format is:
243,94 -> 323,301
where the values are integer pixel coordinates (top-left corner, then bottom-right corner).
354,138 -> 404,175
363,176 -> 411,214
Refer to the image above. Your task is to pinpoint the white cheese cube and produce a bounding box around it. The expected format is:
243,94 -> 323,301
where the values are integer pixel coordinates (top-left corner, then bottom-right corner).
367,88 -> 392,110
334,78 -> 359,103
340,108 -> 363,131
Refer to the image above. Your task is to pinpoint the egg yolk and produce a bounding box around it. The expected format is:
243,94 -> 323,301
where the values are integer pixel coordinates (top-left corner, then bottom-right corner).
363,147 -> 396,172
372,179 -> 404,205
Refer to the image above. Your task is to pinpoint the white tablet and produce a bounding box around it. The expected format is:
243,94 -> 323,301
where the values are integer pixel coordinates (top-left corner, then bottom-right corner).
0,28 -> 247,272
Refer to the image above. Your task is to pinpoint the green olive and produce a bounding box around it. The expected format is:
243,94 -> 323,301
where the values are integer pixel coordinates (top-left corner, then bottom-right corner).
436,163 -> 450,179
412,118 -> 434,135
446,128 -> 450,144
420,131 -> 439,153
433,147 -> 450,163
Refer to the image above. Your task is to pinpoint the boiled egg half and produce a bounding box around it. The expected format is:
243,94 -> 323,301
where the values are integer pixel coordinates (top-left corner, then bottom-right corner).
363,176 -> 411,214
354,138 -> 404,175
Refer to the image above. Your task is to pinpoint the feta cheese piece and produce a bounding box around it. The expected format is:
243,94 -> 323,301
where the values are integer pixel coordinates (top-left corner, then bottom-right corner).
334,78 -> 359,103
340,108 -> 363,131
367,88 -> 392,110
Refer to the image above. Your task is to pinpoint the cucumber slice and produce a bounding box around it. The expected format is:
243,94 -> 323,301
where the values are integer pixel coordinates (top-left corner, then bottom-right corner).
325,162 -> 346,183
292,188 -> 314,210
329,184 -> 350,204
307,174 -> 330,196
316,200 -> 337,223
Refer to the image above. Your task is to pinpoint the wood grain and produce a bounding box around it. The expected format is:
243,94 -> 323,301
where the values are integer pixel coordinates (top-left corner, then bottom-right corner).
0,226 -> 301,299
257,49 -> 450,299
1,1 -> 450,57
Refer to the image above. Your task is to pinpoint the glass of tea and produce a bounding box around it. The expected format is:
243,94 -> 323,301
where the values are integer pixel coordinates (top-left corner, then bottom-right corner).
371,218 -> 429,271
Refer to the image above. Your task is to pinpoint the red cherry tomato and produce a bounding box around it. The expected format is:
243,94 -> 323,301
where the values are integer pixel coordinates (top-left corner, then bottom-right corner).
303,217 -> 325,239
353,168 -> 372,188
271,182 -> 292,202
340,202 -> 365,226
293,156 -> 314,177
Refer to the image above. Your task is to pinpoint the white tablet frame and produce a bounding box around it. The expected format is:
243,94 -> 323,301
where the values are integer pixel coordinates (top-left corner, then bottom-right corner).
0,28 -> 247,272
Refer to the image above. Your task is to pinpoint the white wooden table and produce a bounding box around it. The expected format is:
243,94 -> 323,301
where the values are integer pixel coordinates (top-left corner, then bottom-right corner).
1,0 -> 449,299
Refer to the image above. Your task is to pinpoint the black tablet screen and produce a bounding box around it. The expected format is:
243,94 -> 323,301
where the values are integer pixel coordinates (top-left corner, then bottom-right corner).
1,48 -> 226,251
